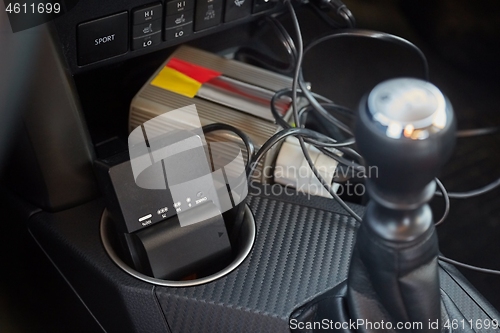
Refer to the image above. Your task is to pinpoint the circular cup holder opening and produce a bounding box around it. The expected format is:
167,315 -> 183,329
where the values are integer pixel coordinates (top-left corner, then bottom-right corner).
100,205 -> 255,287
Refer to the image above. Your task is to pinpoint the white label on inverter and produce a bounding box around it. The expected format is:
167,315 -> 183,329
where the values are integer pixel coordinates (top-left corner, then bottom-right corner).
138,214 -> 152,222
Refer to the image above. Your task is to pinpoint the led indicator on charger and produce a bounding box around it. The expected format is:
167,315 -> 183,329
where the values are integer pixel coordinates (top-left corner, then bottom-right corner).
157,207 -> 169,215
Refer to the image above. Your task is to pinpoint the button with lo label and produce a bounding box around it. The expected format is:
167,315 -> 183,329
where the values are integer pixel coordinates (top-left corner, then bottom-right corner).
132,31 -> 162,50
77,12 -> 128,66
165,23 -> 193,41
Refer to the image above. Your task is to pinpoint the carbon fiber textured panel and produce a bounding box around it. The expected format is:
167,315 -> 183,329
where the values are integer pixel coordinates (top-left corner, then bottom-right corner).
155,192 -> 500,333
155,195 -> 359,333
439,262 -> 500,331
26,188 -> 500,333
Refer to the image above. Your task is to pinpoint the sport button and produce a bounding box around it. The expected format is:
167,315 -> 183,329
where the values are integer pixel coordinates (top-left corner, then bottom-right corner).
77,12 -> 128,66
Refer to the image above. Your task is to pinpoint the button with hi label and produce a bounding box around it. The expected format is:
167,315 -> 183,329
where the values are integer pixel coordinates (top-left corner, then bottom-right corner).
166,0 -> 195,15
133,3 -> 163,24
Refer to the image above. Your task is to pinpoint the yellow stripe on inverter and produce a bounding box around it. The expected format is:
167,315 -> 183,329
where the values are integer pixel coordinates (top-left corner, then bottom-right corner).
150,67 -> 202,98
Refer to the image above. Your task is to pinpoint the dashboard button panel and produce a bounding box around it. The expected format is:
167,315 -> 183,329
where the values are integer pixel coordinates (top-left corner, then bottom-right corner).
68,0 -> 278,69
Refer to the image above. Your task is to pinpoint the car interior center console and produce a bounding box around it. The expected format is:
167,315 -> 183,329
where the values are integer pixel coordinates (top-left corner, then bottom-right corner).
3,0 -> 500,332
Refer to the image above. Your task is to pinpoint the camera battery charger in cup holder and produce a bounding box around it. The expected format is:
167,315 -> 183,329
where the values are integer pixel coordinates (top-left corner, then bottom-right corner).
96,105 -> 253,284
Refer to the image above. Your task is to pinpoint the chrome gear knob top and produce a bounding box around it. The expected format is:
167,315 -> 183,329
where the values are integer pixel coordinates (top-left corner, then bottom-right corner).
356,78 -> 456,209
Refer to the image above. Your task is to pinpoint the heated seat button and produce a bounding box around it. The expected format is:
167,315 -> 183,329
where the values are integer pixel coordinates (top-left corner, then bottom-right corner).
165,10 -> 194,28
132,19 -> 162,38
194,0 -> 223,31
132,3 -> 163,52
77,12 -> 128,66
133,3 -> 163,25
224,0 -> 252,22
166,0 -> 195,15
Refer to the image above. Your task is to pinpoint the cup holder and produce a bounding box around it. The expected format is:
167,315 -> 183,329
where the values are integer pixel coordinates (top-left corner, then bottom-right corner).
100,204 -> 256,287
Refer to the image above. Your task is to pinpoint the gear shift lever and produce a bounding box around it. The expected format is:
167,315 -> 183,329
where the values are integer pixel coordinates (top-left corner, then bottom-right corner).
348,78 -> 456,332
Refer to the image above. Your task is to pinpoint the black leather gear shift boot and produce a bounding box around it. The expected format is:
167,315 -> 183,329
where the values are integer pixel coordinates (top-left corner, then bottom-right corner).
346,222 -> 441,332
289,280 -> 476,333
290,224 -> 446,333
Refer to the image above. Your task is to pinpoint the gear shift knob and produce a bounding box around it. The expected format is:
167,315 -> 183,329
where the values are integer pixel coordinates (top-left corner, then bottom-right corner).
356,78 -> 456,210
346,78 -> 456,332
